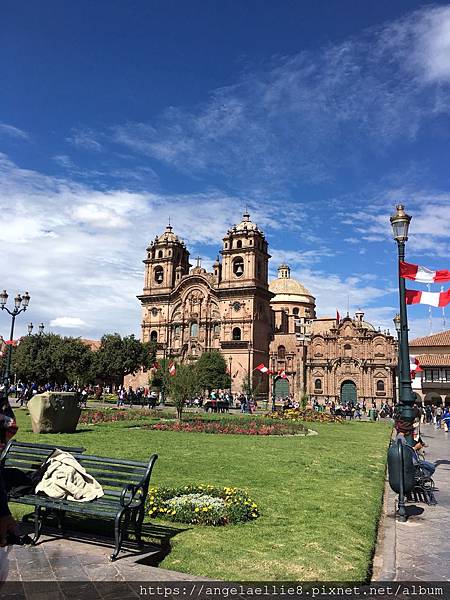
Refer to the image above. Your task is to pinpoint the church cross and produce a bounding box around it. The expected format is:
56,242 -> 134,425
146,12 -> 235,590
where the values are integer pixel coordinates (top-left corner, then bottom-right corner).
195,256 -> 202,268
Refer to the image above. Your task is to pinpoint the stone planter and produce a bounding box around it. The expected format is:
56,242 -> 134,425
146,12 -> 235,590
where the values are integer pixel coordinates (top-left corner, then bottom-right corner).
27,392 -> 81,434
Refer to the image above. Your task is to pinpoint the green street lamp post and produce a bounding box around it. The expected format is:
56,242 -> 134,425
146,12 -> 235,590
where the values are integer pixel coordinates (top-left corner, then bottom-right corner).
393,313 -> 401,406
390,205 -> 415,444
0,290 -> 31,401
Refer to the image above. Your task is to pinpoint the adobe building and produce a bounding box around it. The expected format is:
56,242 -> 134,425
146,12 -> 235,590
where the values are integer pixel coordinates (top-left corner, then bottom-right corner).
127,212 -> 397,406
409,330 -> 450,406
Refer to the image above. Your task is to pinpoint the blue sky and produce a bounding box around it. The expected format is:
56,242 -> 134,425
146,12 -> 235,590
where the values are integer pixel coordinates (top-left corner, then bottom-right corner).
1,1 -> 449,340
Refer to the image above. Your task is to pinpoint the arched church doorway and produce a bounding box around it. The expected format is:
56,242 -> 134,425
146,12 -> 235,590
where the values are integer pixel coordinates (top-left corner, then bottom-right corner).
274,377 -> 289,399
340,380 -> 357,406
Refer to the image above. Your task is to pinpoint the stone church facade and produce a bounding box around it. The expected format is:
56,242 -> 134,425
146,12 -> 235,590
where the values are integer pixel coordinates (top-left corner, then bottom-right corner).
136,212 -> 273,394
129,212 -> 397,406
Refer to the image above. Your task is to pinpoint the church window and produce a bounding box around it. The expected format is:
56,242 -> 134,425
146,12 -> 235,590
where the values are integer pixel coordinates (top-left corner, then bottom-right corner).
154,266 -> 164,284
158,250 -> 163,258
344,344 -> 352,357
174,325 -> 181,337
232,327 -> 241,341
278,345 -> 286,359
213,323 -> 220,336
151,307 -> 158,317
190,321 -> 198,337
249,240 -> 253,246
376,380 -> 385,391
315,379 -> 322,390
150,330 -> 158,342
236,240 -> 242,249
293,307 -> 299,316
233,257 -> 244,277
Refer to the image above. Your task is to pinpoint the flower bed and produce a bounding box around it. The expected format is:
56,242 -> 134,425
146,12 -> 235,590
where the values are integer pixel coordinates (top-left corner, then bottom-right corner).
146,417 -> 308,435
147,484 -> 259,526
265,408 -> 343,423
79,408 -> 172,425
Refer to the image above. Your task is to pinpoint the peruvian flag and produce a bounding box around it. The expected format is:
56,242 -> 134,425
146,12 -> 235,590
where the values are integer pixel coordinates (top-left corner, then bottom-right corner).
336,310 -> 341,323
410,356 -> 423,379
406,289 -> 450,308
278,369 -> 288,379
168,361 -> 176,376
255,363 -> 270,374
401,261 -> 450,283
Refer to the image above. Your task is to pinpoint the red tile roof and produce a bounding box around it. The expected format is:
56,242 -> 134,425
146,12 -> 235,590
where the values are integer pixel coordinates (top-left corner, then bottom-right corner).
415,354 -> 450,367
410,330 -> 450,347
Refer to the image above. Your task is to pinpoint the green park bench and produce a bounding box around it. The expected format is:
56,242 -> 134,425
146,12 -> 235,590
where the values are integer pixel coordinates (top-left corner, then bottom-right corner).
1,440 -> 158,560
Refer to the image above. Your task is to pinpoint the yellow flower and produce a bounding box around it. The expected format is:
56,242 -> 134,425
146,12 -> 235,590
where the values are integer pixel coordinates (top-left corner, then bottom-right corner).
195,507 -> 200,512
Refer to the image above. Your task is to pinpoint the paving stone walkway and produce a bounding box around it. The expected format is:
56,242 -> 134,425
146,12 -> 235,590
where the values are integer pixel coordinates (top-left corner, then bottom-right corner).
0,525 -> 203,599
373,422 -> 450,581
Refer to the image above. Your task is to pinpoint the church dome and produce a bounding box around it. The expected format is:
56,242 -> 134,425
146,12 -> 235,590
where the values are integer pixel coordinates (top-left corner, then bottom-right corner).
234,211 -> 263,234
269,265 -> 315,304
158,224 -> 179,243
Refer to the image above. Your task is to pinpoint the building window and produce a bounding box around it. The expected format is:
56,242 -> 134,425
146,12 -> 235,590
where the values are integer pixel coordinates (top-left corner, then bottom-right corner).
278,345 -> 286,359
293,307 -> 299,316
236,240 -> 242,248
151,307 -> 158,317
213,323 -> 220,336
432,369 -> 440,382
344,343 -> 352,357
425,369 -> 432,382
150,330 -> 158,342
174,325 -> 181,337
314,379 -> 322,390
445,370 -> 450,382
232,327 -> 241,341
158,250 -> 163,258
376,380 -> 385,392
233,257 -> 244,277
154,266 -> 164,284
190,322 -> 198,338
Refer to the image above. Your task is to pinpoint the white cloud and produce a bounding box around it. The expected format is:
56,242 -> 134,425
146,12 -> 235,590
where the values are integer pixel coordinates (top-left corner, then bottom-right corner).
66,128 -> 103,152
0,153 -> 300,339
109,6 -> 450,187
52,155 -> 76,169
344,190 -> 450,259
0,122 -> 29,140
49,317 -> 87,328
380,6 -> 450,84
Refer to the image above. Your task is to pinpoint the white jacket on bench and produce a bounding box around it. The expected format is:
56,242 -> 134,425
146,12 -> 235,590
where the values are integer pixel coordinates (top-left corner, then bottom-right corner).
35,449 -> 104,502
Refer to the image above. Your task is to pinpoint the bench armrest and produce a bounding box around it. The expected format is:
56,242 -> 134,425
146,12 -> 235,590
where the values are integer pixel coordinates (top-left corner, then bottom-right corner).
120,483 -> 145,508
119,453 -> 158,508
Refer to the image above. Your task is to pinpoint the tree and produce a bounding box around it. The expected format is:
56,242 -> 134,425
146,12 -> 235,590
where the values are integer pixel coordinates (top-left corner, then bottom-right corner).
150,358 -> 171,403
167,363 -> 201,419
93,333 -> 147,388
12,334 -> 93,385
240,370 -> 261,399
195,350 -> 231,392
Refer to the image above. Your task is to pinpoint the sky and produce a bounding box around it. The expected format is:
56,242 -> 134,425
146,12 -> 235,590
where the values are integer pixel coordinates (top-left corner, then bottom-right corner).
1,1 -> 449,342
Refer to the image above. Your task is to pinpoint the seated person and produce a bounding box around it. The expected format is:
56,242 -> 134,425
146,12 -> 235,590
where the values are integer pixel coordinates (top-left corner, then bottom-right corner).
395,419 -> 435,479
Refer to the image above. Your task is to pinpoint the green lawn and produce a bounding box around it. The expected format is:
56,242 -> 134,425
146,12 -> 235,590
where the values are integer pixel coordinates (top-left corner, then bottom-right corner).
10,410 -> 391,581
